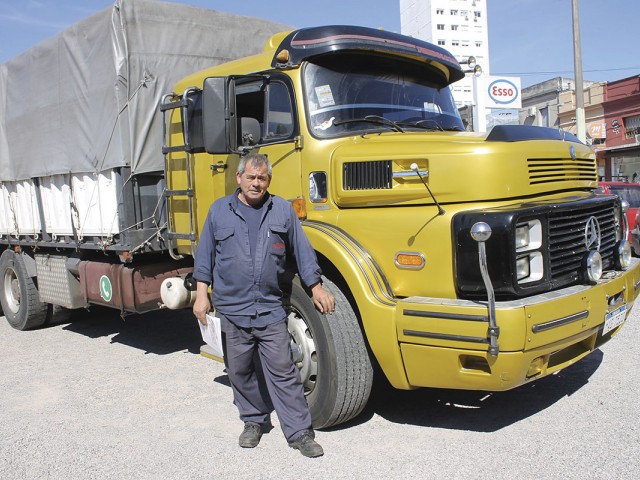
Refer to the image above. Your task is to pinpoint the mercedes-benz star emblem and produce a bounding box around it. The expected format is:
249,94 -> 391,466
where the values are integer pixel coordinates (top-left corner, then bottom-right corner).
584,216 -> 601,251
570,145 -> 577,160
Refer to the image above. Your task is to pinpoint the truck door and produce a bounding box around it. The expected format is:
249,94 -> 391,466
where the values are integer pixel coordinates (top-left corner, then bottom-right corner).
227,75 -> 302,201
191,74 -> 302,248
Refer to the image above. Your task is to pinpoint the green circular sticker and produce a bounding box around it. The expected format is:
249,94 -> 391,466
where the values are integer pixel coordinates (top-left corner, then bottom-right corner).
99,275 -> 113,302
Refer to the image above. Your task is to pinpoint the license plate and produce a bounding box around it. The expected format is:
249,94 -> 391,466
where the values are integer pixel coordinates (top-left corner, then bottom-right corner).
603,304 -> 627,336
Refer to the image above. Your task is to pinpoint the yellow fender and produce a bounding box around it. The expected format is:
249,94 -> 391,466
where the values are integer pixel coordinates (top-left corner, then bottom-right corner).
303,221 -> 411,389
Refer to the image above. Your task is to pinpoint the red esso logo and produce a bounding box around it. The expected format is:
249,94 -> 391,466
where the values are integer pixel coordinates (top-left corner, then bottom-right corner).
488,79 -> 519,105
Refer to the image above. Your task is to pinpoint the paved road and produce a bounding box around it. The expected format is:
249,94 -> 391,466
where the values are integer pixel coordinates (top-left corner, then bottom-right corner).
1,303 -> 639,479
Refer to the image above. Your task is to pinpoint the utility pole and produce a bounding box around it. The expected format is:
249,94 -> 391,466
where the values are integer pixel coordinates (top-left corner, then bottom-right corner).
572,0 -> 586,142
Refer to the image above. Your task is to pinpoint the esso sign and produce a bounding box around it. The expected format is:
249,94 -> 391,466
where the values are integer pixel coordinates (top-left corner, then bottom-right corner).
488,79 -> 519,105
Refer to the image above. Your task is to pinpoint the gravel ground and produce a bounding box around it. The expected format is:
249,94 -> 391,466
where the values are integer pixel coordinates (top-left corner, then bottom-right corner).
1,303 -> 639,480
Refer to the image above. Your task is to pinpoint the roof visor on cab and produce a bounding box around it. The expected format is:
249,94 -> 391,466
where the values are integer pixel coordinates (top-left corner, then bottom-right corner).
269,25 -> 465,87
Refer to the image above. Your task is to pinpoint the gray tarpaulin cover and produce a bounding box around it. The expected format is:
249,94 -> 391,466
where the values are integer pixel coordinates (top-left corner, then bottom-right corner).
0,0 -> 289,181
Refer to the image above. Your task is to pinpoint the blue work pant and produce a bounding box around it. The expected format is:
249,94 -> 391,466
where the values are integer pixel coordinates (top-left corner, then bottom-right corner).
221,317 -> 312,441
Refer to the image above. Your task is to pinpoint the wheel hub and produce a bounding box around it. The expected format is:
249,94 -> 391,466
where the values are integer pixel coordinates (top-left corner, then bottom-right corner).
287,309 -> 318,394
3,268 -> 21,314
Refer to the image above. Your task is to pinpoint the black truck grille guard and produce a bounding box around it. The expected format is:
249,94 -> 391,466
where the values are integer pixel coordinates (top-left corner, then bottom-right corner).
548,202 -> 616,280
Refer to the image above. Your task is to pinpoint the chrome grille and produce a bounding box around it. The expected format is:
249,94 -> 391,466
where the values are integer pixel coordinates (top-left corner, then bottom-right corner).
548,202 -> 616,280
343,160 -> 392,190
528,157 -> 598,185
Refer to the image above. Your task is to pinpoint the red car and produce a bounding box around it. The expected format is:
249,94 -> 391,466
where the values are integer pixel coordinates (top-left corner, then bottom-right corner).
597,181 -> 640,255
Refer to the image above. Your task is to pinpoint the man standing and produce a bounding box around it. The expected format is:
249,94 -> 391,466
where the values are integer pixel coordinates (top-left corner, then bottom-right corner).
192,153 -> 335,458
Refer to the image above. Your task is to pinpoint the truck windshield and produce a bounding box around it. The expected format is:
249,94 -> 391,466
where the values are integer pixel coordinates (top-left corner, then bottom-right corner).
303,53 -> 464,137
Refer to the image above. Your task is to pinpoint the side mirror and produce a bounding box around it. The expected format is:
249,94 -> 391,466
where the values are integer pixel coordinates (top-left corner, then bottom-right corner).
202,77 -> 237,153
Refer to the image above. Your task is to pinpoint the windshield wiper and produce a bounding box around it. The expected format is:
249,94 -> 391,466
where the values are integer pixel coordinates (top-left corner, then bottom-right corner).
397,119 -> 445,131
400,119 -> 465,132
333,115 -> 405,133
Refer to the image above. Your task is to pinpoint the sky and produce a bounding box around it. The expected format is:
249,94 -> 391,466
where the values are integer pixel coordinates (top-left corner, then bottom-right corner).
0,0 -> 638,88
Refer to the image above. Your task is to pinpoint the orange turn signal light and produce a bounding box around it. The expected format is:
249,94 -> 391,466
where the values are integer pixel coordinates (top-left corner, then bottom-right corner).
290,198 -> 307,220
276,49 -> 290,63
395,252 -> 425,269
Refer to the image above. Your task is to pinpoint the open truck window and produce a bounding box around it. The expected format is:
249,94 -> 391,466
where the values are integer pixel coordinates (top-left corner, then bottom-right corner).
236,78 -> 295,144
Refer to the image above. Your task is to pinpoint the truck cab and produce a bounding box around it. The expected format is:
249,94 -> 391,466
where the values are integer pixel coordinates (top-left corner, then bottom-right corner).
161,26 -> 639,428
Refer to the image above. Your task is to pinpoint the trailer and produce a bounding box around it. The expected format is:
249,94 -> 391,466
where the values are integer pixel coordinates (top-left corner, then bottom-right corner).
0,0 -> 288,326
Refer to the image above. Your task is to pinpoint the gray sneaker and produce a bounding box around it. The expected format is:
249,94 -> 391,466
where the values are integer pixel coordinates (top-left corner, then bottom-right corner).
239,422 -> 262,448
288,430 -> 324,458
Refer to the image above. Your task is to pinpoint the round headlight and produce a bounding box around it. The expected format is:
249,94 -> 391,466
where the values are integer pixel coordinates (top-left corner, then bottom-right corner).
583,250 -> 603,284
614,240 -> 632,269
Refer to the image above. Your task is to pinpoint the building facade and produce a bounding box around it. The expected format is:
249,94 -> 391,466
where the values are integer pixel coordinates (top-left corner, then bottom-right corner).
558,81 -> 606,177
554,75 -> 640,181
598,76 -> 640,181
521,77 -> 573,129
400,0 -> 489,107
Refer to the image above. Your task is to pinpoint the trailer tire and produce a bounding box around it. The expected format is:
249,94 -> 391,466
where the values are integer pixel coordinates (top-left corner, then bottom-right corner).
0,250 -> 48,330
286,276 -> 373,429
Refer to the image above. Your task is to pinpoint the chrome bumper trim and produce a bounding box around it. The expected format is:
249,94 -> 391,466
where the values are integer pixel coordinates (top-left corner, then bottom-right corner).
531,310 -> 589,333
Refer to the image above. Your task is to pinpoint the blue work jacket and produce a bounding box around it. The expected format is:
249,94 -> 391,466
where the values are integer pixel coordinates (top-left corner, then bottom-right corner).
193,190 -> 322,321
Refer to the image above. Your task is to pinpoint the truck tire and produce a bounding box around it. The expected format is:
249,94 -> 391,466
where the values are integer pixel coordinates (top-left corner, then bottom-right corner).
286,276 -> 373,428
0,250 -> 48,330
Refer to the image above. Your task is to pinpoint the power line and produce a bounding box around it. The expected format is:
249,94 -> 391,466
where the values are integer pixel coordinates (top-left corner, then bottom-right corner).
495,66 -> 640,77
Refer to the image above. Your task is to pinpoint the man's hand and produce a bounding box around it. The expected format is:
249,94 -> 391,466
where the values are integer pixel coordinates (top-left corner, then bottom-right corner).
193,281 -> 212,325
310,282 -> 336,314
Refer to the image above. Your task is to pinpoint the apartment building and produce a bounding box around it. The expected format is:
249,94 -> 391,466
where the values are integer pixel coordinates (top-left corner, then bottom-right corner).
400,0 -> 489,107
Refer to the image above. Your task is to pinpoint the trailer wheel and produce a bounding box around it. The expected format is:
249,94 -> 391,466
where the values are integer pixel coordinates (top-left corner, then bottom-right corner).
0,250 -> 48,330
287,276 -> 373,428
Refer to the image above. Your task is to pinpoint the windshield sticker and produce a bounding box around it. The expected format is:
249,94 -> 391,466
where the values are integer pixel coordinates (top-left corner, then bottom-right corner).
314,116 -> 335,131
315,85 -> 336,108
423,102 -> 442,114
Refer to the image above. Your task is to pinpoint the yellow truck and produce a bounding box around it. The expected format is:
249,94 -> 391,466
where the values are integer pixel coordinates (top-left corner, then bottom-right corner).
1,4 -> 638,429
162,25 -> 639,427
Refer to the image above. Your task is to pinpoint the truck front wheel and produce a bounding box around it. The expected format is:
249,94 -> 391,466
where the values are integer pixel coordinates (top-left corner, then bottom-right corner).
0,250 -> 48,330
287,276 -> 373,428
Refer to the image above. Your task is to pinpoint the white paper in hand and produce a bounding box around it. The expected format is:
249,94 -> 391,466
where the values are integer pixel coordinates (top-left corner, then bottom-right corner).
199,314 -> 224,359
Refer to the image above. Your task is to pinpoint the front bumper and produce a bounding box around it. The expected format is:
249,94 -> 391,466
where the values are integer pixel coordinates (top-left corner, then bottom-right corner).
395,258 -> 640,391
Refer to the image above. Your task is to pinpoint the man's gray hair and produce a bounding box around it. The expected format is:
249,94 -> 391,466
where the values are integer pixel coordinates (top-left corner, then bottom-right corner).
237,153 -> 272,177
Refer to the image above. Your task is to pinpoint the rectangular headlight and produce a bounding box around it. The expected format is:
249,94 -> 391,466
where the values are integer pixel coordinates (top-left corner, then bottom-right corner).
515,224 -> 530,250
516,256 -> 530,280
515,219 -> 542,252
517,252 -> 544,284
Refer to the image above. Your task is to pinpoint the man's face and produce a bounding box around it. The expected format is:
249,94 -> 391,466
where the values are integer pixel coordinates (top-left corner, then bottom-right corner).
236,162 -> 271,206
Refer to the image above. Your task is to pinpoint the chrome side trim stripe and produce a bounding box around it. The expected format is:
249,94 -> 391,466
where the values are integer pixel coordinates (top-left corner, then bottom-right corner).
531,310 -> 589,333
403,309 -> 487,322
403,329 -> 488,344
303,220 -> 396,306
